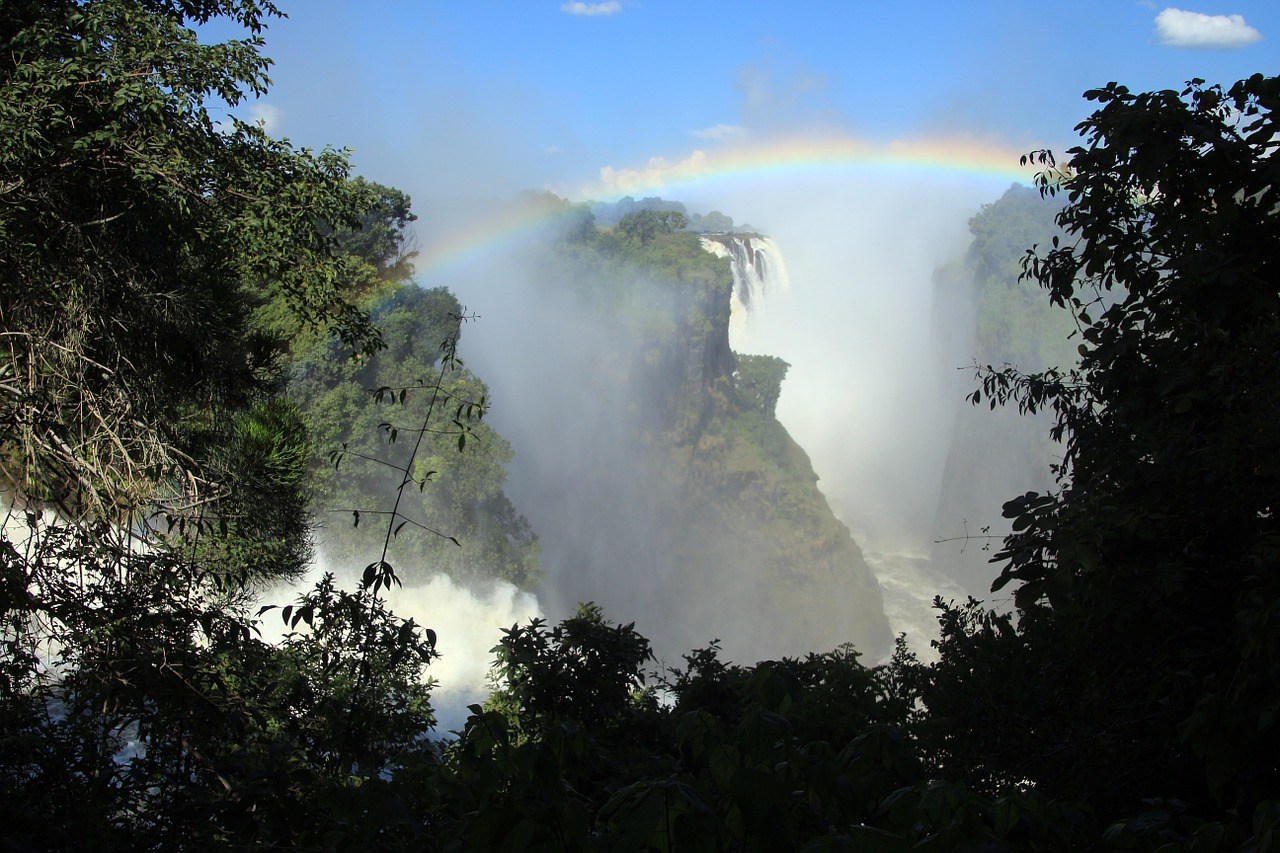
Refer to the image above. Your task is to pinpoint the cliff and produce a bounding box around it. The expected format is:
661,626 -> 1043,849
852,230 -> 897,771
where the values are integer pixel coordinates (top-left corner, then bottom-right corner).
512,211 -> 892,663
930,185 -> 1073,596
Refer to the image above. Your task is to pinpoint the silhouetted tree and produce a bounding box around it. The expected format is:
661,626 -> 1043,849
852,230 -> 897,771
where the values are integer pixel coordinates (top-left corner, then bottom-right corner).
929,74 -> 1280,838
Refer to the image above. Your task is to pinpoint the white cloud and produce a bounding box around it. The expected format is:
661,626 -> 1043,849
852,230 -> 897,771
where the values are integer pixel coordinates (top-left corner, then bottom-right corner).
1155,8 -> 1262,48
560,1 -> 621,16
247,102 -> 283,134
595,150 -> 711,196
544,145 -> 563,155
692,123 -> 749,141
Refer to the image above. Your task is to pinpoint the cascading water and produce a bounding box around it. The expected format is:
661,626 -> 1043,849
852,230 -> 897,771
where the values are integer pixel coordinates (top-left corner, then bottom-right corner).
698,234 -> 789,348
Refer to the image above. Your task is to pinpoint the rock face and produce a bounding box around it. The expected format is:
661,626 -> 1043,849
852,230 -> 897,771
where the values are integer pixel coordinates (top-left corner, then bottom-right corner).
928,186 -> 1072,597
497,227 -> 892,664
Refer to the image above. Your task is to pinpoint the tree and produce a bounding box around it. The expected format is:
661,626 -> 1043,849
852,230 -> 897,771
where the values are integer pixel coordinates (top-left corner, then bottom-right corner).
292,284 -> 541,589
332,178 -> 418,281
935,74 -> 1280,830
0,4 -> 441,847
733,353 -> 790,416
616,208 -> 689,245
489,602 -> 654,732
0,0 -> 382,524
686,209 -> 735,233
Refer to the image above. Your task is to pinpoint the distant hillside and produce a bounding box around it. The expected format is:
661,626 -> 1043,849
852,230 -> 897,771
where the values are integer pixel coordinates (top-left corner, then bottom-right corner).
278,187 -> 540,590
930,185 -> 1073,596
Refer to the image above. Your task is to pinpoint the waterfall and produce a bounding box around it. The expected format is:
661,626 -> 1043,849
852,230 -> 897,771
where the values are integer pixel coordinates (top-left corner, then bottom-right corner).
699,234 -> 789,347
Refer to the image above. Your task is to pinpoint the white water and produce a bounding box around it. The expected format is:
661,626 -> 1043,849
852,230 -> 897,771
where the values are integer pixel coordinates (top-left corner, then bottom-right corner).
699,234 -> 791,350
259,558 -> 542,734
384,575 -> 540,731
846,525 -> 967,663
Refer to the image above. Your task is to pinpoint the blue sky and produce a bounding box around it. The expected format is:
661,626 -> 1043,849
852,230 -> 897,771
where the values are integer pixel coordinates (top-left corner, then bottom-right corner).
211,2 -> 1276,210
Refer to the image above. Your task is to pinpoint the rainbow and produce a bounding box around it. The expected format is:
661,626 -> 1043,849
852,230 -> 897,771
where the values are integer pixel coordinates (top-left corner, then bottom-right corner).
414,201 -> 562,287
413,133 -> 1039,285
585,134 -> 1035,199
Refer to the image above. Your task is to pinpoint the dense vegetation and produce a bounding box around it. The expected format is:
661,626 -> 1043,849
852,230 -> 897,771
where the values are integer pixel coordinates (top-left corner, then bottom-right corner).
954,75 -> 1280,821
1,1 -> 441,846
2,2 -> 1278,849
589,196 -> 758,234
287,255 -> 540,589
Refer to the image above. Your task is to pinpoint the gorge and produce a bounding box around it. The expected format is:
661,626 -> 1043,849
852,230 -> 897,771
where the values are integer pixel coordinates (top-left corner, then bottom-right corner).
7,7 -> 1274,843
455,210 -> 893,665
282,182 -> 1070,691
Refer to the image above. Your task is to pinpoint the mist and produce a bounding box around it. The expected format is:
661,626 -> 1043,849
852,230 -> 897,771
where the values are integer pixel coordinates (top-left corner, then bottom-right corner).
705,173 -> 1000,541
398,165 -> 1020,662
293,10 -> 1124,655
257,552 -> 541,733
384,575 -> 540,731
441,235 -> 731,662
671,172 -> 1012,645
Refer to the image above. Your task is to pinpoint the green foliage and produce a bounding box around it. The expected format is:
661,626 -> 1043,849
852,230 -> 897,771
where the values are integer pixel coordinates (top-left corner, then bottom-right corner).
436,607 -> 1088,851
0,5 -> 450,848
259,571 -> 438,778
686,209 -> 736,232
252,174 -> 540,591
0,0 -> 382,523
733,353 -> 790,416
291,283 -> 541,589
490,602 -> 654,732
331,178 -> 418,281
616,208 -> 691,246
590,195 -> 688,228
944,74 -> 1280,828
538,205 -> 729,372
1,520 -> 441,850
522,188 -> 597,242
161,397 -> 313,586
